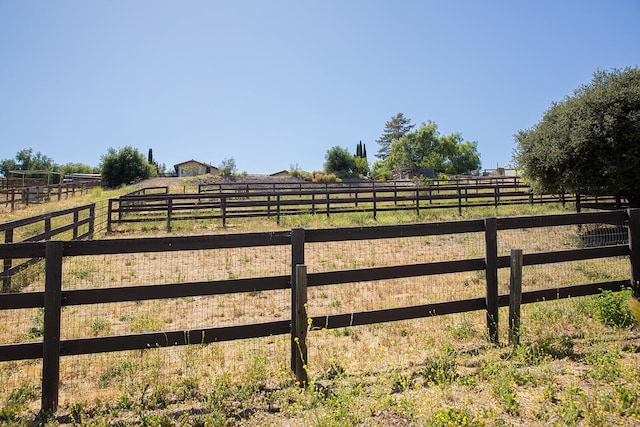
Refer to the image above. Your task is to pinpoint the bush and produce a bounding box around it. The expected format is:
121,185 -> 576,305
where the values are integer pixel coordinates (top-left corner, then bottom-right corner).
588,289 -> 638,328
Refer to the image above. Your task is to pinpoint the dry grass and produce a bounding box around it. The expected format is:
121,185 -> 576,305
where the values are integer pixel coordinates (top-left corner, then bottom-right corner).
1,181 -> 639,426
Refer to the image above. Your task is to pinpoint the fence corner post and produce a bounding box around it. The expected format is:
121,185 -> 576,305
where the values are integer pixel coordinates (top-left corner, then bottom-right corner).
293,264 -> 309,386
508,249 -> 523,346
628,209 -> 640,298
484,217 -> 499,344
42,241 -> 63,413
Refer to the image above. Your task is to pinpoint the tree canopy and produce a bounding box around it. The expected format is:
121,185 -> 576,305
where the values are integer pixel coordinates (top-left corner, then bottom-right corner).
0,148 -> 97,182
219,157 -> 237,176
324,146 -> 356,178
375,113 -> 415,161
514,67 -> 640,206
0,148 -> 55,178
100,146 -> 156,187
386,122 -> 481,175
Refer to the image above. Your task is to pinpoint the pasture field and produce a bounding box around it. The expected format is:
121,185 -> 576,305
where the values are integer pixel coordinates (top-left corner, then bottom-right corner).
1,179 -> 639,426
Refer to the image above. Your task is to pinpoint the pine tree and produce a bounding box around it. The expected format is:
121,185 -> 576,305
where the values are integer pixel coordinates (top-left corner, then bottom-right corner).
376,113 -> 414,161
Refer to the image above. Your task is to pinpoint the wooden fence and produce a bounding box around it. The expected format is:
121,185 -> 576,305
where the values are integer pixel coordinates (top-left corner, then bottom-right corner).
0,203 -> 96,292
197,176 -> 523,194
1,181 -> 102,211
0,209 -> 638,411
107,181 -> 623,231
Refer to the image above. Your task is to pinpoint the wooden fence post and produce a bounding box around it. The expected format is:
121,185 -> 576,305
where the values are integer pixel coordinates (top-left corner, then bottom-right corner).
42,241 -> 63,413
276,195 -> 281,225
576,194 -> 581,213
167,198 -> 173,232
294,264 -> 309,386
457,186 -> 462,216
88,204 -> 95,238
484,217 -> 499,344
326,191 -> 330,218
2,228 -> 13,292
373,188 -> 377,220
628,209 -> 640,298
267,195 -> 271,218
509,249 -> 523,346
73,210 -> 79,240
291,228 -> 305,371
107,199 -> 113,233
44,217 -> 51,240
221,196 -> 227,227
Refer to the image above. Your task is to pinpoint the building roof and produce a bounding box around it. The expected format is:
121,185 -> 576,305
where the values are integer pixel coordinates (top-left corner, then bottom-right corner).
173,159 -> 218,169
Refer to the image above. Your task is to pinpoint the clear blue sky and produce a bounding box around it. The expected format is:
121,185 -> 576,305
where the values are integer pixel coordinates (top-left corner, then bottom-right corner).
1,1 -> 638,174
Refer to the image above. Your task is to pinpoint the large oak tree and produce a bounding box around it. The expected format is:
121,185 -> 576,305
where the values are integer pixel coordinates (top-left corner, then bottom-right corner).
514,67 -> 640,206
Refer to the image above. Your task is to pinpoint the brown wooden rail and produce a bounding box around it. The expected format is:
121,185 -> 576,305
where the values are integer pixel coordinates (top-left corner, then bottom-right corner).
0,203 -> 96,292
108,182 -> 623,231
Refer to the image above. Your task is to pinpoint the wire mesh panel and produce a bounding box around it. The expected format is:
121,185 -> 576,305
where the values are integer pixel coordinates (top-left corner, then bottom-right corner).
497,221 -> 629,295
305,232 -> 486,319
57,335 -> 289,408
0,263 -> 46,403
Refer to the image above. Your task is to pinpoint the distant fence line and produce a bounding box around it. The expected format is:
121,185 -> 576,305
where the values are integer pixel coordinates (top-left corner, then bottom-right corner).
0,201 -> 114,292
0,209 -> 638,412
197,176 -> 522,194
107,181 -> 625,231
1,180 -> 102,211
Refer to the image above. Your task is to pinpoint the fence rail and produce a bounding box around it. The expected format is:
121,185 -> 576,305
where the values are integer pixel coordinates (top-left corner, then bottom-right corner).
108,181 -> 623,231
1,181 -> 101,211
1,203 -> 96,292
0,209 -> 638,412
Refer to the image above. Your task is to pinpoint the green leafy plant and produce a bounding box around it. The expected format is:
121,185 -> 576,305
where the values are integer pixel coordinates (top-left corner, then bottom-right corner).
588,289 -> 637,328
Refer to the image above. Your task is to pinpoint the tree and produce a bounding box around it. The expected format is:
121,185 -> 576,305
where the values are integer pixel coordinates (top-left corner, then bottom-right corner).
0,159 -> 17,178
514,67 -> 640,206
324,146 -> 355,178
100,146 -> 156,187
386,122 -> 481,175
370,160 -> 392,180
353,156 -> 370,178
355,141 -> 368,160
0,148 -> 56,179
59,162 -> 98,177
446,140 -> 481,175
219,157 -> 237,176
375,113 -> 415,161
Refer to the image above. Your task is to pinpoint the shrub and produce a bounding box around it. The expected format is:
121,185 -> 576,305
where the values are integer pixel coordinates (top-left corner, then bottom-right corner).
588,289 -> 638,328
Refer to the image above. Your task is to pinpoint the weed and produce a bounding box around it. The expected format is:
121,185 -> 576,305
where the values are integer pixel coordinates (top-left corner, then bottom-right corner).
587,288 -> 638,328
25,307 -> 45,339
426,407 -> 484,427
554,385 -> 586,425
389,370 -> 413,393
584,346 -> 622,382
419,346 -> 457,386
0,384 -> 37,422
100,360 -> 136,387
90,318 -> 111,335
129,314 -> 164,333
513,335 -> 574,364
493,379 -> 519,414
448,316 -> 477,340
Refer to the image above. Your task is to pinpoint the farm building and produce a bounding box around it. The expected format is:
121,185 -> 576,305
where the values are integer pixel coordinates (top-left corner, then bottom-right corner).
173,160 -> 219,177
